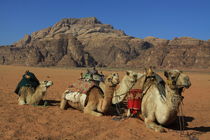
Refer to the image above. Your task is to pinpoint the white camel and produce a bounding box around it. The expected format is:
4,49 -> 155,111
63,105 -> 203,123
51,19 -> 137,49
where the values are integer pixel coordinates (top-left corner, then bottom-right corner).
99,71 -> 140,105
140,69 -> 191,132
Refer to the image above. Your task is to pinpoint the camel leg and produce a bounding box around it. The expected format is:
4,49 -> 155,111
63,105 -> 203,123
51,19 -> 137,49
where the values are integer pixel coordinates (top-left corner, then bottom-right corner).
18,87 -> 29,105
60,92 -> 68,110
18,97 -> 26,105
84,102 -> 103,117
138,113 -> 144,121
18,92 -> 26,105
127,109 -> 131,117
144,117 -> 166,132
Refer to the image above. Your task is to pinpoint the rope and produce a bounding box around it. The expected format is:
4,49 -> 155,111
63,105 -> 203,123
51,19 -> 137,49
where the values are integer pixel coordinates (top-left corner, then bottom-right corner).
115,103 -> 122,115
177,90 -> 191,138
178,102 -> 185,136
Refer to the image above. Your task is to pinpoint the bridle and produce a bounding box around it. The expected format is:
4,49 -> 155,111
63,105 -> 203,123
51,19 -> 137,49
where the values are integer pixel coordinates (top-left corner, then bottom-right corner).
166,72 -> 183,90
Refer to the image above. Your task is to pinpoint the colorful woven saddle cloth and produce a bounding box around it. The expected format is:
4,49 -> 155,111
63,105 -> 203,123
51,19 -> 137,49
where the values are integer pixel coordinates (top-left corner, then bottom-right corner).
127,89 -> 143,110
64,80 -> 96,107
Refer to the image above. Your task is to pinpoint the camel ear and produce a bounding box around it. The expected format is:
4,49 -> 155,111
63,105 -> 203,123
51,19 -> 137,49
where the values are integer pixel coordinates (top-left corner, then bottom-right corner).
126,71 -> 130,76
164,71 -> 168,78
148,67 -> 153,74
146,67 -> 153,76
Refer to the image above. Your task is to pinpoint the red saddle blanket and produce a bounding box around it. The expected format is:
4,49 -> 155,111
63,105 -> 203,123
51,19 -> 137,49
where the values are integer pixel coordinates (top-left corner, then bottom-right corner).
127,89 -> 143,110
68,79 -> 96,94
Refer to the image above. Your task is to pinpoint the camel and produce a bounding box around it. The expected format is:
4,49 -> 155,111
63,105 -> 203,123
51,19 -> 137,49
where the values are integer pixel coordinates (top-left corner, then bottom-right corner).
140,69 -> 191,132
111,71 -> 140,104
114,69 -> 154,117
60,73 -> 120,116
18,80 -> 53,105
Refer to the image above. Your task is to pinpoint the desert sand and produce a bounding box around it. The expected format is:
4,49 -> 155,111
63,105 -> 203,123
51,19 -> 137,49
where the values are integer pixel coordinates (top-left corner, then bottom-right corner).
0,65 -> 210,140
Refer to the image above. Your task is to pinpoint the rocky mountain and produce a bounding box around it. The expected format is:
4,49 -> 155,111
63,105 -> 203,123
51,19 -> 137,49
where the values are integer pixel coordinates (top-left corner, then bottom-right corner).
0,17 -> 210,69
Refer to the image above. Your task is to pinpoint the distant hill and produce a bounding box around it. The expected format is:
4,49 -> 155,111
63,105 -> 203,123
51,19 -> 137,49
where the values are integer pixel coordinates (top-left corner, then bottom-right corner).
1,17 -> 210,69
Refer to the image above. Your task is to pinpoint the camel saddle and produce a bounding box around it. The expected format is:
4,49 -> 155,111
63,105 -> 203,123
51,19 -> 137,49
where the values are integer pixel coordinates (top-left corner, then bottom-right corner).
64,80 -> 97,107
68,79 -> 96,94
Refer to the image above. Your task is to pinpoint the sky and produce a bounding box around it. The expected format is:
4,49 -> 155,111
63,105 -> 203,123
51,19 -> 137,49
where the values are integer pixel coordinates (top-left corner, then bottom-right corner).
0,0 -> 210,45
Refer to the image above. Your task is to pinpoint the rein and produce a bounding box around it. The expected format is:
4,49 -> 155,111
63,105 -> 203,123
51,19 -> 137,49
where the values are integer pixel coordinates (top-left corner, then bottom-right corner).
177,89 -> 191,138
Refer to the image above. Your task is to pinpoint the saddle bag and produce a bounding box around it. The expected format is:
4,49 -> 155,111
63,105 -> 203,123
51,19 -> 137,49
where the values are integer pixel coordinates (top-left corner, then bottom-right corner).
127,89 -> 143,112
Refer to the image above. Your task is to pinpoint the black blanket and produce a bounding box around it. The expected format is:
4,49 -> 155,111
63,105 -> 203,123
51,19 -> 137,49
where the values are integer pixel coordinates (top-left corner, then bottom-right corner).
14,71 -> 40,95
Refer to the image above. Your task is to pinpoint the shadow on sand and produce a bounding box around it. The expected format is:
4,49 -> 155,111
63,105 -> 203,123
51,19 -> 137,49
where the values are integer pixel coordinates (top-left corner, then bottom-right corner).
168,116 -> 210,133
39,100 -> 60,106
167,116 -> 210,140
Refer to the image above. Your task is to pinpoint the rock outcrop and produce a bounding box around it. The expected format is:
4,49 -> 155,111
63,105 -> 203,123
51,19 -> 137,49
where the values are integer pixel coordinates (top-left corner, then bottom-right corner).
0,17 -> 210,69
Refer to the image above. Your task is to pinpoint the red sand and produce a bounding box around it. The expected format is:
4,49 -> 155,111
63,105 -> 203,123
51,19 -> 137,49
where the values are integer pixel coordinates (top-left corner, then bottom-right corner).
0,65 -> 210,140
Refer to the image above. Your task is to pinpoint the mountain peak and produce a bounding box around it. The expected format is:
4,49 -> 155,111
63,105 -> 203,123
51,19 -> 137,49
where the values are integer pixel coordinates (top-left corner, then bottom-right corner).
54,17 -> 102,27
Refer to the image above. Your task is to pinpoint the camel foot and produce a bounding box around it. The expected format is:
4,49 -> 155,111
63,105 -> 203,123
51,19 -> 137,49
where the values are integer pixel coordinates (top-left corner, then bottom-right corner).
154,126 -> 166,133
127,109 -> 131,117
18,100 -> 26,105
145,118 -> 166,133
94,112 -> 103,117
138,113 -> 144,121
84,111 -> 103,117
84,107 -> 103,117
146,124 -> 166,133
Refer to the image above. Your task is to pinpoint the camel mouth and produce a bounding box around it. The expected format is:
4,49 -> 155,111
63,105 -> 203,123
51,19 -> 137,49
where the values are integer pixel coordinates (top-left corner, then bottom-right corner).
130,79 -> 137,83
116,80 -> 120,84
45,81 -> 53,88
184,84 -> 191,89
182,81 -> 191,89
112,82 -> 119,87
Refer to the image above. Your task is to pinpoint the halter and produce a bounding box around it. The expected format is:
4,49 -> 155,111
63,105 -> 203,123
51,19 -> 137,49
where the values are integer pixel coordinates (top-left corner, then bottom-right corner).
166,72 -> 181,89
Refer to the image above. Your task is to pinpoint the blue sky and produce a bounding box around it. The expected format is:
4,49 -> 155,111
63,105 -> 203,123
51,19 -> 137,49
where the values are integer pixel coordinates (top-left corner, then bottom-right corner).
0,0 -> 210,45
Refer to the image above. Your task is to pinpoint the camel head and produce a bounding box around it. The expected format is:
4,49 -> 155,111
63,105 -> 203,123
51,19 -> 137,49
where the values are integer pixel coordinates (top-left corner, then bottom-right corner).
164,70 -> 191,90
39,80 -> 53,88
125,71 -> 138,83
105,73 -> 120,87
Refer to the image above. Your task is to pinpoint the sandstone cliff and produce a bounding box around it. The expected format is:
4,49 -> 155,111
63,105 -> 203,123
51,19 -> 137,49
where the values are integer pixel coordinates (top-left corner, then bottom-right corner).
1,17 -> 210,69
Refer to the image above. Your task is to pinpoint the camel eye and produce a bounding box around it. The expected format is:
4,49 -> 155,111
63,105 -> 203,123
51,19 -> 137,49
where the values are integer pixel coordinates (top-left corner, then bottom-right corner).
108,78 -> 112,82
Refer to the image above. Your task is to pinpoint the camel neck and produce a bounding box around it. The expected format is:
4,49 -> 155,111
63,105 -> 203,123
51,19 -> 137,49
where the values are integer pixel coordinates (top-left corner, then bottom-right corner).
165,84 -> 183,109
165,84 -> 182,97
104,86 -> 115,98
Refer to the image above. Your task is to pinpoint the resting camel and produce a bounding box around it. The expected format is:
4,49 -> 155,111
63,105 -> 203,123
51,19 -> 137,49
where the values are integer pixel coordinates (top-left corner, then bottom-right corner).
18,80 -> 53,105
140,69 -> 191,132
60,73 -> 120,116
110,71 -> 140,104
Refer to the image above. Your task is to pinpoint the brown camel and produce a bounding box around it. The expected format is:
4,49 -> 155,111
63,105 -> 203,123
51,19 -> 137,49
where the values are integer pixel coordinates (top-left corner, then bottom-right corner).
18,80 -> 53,105
60,73 -> 120,116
